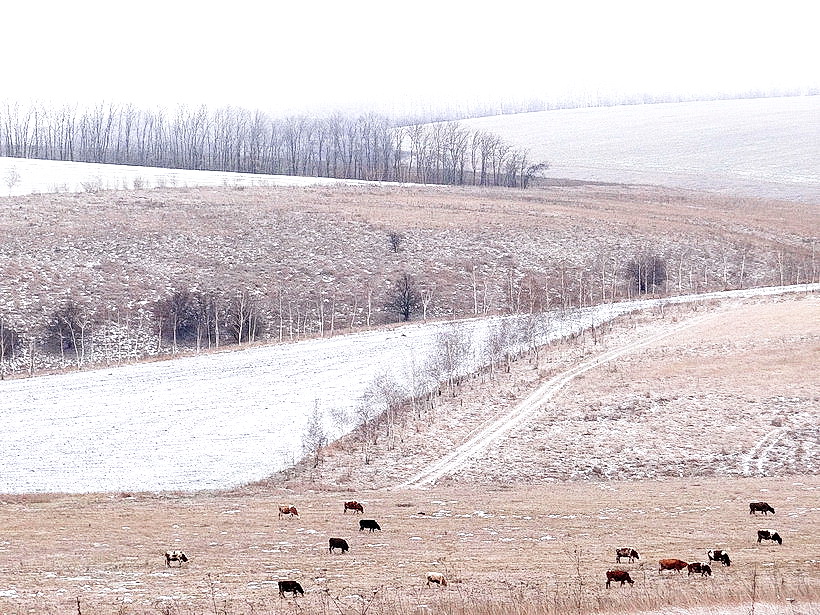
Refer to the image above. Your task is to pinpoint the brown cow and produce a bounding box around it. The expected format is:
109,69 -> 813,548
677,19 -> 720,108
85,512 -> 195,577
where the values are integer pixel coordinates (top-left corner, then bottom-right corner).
426,571 -> 448,587
659,558 -> 688,573
344,501 -> 364,514
749,502 -> 775,515
606,570 -> 634,588
278,505 -> 299,519
687,562 -> 712,577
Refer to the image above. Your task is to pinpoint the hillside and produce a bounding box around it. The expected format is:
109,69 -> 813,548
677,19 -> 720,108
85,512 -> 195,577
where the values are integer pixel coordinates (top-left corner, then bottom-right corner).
1,181 -> 816,376
458,96 -> 820,203
263,293 -> 819,491
0,161 -> 818,613
0,294 -> 816,613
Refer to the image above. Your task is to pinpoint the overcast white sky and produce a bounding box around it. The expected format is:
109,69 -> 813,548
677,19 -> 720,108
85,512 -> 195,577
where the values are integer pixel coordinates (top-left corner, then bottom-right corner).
2,0 -> 817,115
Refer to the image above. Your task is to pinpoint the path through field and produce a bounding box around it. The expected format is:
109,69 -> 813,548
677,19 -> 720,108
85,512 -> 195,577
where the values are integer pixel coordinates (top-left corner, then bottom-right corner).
741,428 -> 788,476
398,312 -> 717,488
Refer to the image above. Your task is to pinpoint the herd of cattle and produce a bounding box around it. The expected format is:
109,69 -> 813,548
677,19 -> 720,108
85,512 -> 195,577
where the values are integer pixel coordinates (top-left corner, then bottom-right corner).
605,501 -> 783,588
163,499 -> 784,597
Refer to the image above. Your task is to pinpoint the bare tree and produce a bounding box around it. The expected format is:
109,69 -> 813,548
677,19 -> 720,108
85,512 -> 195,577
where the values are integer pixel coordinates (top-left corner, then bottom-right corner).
362,373 -> 407,450
384,273 -> 421,322
154,289 -> 199,352
302,402 -> 327,469
625,252 -> 667,294
227,290 -> 265,343
0,315 -> 21,379
4,166 -> 20,195
46,300 -> 92,368
387,230 -> 405,253
354,397 -> 379,464
432,327 -> 472,395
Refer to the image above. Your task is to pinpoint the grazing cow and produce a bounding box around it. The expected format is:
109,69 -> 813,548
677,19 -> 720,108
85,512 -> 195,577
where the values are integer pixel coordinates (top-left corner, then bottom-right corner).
328,537 -> 349,553
426,572 -> 448,587
278,505 -> 299,519
707,549 -> 731,566
359,519 -> 381,532
749,502 -> 775,515
344,501 -> 364,514
164,550 -> 188,567
278,580 -> 304,598
687,562 -> 712,577
606,570 -> 634,588
757,530 -> 783,545
659,559 -> 688,573
615,548 -> 640,563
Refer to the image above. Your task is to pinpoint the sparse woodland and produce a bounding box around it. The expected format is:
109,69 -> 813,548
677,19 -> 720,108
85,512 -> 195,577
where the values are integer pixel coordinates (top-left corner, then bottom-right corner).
0,182 -> 817,378
0,102 -> 544,187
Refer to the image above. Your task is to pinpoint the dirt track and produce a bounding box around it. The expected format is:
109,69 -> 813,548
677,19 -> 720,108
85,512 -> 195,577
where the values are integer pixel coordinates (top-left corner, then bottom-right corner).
290,293 -> 819,491
0,294 -> 817,614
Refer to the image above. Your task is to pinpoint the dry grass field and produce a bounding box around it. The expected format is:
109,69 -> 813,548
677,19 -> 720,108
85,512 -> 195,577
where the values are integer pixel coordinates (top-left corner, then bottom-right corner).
1,182 -> 817,613
0,294 -> 817,614
0,478 -> 816,615
0,182 -> 817,372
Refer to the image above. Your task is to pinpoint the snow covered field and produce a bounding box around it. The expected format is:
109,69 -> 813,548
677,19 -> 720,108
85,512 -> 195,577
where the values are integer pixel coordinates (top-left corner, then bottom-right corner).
0,156 -> 373,197
0,284 -> 815,494
460,96 -> 820,203
3,96 -> 818,204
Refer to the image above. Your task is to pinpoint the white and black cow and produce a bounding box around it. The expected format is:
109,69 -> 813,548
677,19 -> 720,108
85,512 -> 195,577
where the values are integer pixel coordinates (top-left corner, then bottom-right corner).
757,530 -> 782,545
426,572 -> 448,587
164,550 -> 188,567
615,547 -> 640,563
707,549 -> 731,566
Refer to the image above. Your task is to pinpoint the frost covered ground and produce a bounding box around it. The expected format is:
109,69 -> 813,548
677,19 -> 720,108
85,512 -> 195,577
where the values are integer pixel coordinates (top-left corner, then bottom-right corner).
0,156 -> 381,197
460,96 -> 820,203
0,284 -> 815,494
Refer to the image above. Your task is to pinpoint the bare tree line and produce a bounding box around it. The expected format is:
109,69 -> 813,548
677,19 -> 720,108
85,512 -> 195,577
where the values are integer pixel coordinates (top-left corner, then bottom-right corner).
0,101 -> 546,188
0,239 -> 814,378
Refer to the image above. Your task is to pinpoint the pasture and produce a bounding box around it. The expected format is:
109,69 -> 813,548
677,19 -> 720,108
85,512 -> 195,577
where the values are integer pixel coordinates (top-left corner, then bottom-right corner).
0,478 -> 816,614
0,295 -> 817,614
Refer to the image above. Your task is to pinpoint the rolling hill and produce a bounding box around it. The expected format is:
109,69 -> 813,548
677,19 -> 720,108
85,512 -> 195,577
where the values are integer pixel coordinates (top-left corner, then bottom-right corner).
458,96 -> 820,203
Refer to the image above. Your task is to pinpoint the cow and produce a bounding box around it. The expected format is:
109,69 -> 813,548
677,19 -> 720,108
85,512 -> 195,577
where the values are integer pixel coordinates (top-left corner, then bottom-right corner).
164,550 -> 188,567
659,559 -> 688,573
606,570 -> 634,588
359,519 -> 381,532
344,501 -> 364,514
757,530 -> 783,545
328,537 -> 349,553
707,549 -> 731,566
749,502 -> 775,515
278,580 -> 304,598
687,562 -> 712,577
615,548 -> 640,563
426,572 -> 448,587
278,505 -> 299,519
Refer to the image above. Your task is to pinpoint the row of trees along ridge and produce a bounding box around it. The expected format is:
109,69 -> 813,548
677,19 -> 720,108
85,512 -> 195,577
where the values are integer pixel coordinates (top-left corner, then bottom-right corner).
0,101 -> 548,188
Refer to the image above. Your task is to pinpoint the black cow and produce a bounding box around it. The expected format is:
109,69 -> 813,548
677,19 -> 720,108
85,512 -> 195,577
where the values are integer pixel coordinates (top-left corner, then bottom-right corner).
707,549 -> 731,566
359,519 -> 381,532
749,502 -> 775,515
329,537 -> 349,553
278,580 -> 304,598
757,530 -> 782,545
615,548 -> 640,563
687,562 -> 712,577
606,570 -> 634,588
